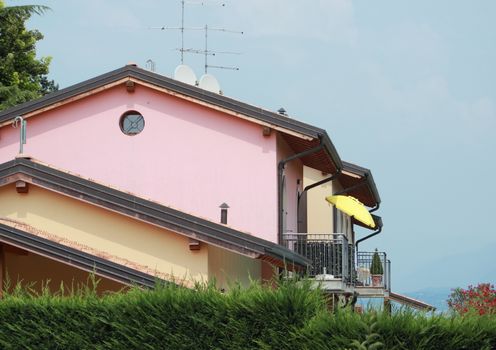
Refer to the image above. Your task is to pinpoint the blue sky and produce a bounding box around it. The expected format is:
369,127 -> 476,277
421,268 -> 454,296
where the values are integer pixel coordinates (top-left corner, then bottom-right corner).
8,0 -> 496,293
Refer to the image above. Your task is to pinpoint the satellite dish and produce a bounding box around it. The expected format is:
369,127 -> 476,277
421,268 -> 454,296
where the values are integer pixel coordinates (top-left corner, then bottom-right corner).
174,65 -> 197,85
199,74 -> 221,94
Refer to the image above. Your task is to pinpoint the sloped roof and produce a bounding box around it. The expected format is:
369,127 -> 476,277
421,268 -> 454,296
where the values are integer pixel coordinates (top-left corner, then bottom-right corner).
338,161 -> 381,208
0,222 -> 159,288
0,65 -> 341,174
389,291 -> 436,311
0,157 -> 310,268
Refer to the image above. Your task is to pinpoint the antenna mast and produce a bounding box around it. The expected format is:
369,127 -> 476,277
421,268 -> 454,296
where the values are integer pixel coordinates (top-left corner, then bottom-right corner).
180,25 -> 243,73
180,0 -> 185,63
150,1 -> 241,73
150,1 -> 228,64
203,25 -> 242,73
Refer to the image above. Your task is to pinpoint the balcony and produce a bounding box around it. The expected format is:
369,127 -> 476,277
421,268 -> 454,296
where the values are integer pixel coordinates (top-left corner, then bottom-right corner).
282,233 -> 354,290
282,233 -> 391,295
355,251 -> 391,297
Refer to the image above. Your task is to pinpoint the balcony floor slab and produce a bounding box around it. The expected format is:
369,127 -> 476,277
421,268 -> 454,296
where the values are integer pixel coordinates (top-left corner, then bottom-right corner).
311,277 -> 354,293
355,286 -> 389,298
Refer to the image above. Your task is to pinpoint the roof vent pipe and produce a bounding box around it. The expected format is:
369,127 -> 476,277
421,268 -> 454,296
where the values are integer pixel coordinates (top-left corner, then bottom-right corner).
12,116 -> 27,154
219,203 -> 229,224
277,107 -> 287,116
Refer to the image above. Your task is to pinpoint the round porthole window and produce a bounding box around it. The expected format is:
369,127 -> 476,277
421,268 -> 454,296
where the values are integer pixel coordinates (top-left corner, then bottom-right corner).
120,110 -> 145,135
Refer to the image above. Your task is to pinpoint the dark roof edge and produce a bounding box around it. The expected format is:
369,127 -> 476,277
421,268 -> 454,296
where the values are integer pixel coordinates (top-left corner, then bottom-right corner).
125,67 -> 327,138
0,158 -> 309,267
0,65 -> 327,141
0,66 -> 131,122
320,132 -> 343,173
0,222 -> 158,288
342,161 -> 381,204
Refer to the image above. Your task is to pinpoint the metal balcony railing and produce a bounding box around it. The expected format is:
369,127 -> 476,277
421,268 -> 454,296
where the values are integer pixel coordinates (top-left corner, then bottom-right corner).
282,233 -> 354,283
356,251 -> 391,291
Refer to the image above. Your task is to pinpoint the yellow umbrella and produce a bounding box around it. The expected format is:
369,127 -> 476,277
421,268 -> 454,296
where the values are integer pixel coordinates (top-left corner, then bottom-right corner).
325,195 -> 376,228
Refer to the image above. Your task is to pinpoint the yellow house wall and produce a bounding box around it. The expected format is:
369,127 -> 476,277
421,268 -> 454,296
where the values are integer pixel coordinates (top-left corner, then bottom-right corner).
303,166 -> 355,242
0,184 -> 209,284
4,248 -> 125,294
303,166 -> 336,233
208,245 -> 261,289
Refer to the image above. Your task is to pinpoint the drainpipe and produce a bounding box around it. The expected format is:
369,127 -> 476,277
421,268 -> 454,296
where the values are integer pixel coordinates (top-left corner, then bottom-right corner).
355,217 -> 383,251
369,202 -> 380,213
278,139 -> 326,244
298,168 -> 342,200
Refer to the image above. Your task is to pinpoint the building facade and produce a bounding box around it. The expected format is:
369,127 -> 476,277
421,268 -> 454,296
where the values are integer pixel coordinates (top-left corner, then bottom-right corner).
0,64 -> 424,308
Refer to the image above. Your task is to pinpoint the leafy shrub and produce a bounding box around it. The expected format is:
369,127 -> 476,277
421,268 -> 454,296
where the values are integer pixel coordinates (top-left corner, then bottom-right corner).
448,283 -> 496,316
0,279 -> 494,349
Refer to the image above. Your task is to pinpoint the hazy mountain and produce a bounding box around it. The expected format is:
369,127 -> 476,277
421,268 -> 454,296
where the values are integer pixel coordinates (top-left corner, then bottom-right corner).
401,287 -> 452,312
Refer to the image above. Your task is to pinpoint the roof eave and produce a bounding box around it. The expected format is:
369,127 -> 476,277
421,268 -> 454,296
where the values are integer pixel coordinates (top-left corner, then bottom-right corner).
0,66 -> 132,124
0,222 -> 159,288
320,131 -> 343,174
342,161 -> 381,205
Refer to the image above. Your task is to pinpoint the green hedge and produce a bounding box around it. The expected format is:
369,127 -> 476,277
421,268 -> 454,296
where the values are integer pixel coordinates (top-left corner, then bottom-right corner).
0,280 -> 494,349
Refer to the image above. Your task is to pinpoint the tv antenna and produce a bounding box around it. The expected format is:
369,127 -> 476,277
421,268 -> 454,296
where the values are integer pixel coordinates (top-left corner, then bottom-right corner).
180,24 -> 243,73
149,0 -> 226,64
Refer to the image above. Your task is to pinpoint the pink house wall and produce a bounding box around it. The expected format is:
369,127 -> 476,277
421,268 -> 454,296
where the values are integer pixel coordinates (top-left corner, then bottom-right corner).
0,85 -> 280,242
